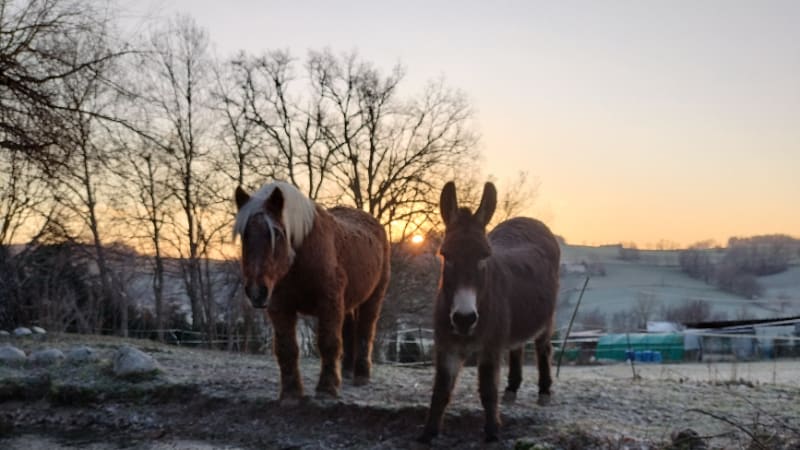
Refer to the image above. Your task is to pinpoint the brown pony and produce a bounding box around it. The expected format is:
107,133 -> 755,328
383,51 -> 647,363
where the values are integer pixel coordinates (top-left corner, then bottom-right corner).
419,181 -> 560,443
234,181 -> 390,403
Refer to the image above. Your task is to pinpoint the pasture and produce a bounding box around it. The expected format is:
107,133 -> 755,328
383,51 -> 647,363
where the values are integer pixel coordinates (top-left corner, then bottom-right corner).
1,333 -> 799,449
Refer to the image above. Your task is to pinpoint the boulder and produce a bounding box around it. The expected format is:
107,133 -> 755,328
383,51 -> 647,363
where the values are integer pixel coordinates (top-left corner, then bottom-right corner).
28,348 -> 65,367
0,330 -> 10,337
65,346 -> 100,364
13,327 -> 32,337
0,345 -> 27,366
113,345 -> 160,378
31,326 -> 47,334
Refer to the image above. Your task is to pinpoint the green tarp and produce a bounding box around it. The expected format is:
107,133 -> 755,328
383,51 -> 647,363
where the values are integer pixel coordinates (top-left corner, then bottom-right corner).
595,333 -> 684,362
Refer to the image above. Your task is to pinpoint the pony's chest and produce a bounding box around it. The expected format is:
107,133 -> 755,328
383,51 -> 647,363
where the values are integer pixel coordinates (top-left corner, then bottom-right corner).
270,272 -> 326,314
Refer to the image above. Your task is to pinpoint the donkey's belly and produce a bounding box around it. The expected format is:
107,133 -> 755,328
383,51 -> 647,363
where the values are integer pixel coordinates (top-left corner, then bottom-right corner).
506,300 -> 555,346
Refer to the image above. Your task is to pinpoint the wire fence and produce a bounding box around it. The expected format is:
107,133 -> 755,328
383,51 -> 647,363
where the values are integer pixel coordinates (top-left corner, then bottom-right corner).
8,323 -> 798,369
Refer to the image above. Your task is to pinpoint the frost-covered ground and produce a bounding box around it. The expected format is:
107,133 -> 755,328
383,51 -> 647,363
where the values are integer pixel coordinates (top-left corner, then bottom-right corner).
1,334 -> 799,449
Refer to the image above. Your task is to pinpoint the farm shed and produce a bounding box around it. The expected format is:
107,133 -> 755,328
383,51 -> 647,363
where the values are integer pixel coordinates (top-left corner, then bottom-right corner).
595,333 -> 684,362
684,315 -> 800,361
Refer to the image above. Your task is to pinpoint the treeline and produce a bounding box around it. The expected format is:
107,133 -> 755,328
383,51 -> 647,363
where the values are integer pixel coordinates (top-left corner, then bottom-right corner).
679,235 -> 800,298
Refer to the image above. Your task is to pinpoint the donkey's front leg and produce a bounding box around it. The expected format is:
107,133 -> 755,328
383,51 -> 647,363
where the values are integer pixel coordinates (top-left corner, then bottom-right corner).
479,355 -> 502,442
418,351 -> 462,443
535,332 -> 553,405
315,305 -> 344,398
268,309 -> 303,405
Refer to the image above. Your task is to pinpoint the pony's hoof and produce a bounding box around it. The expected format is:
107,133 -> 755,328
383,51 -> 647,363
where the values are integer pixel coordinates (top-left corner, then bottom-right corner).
537,393 -> 552,406
353,375 -> 370,386
314,388 -> 339,401
278,395 -> 302,407
502,390 -> 517,404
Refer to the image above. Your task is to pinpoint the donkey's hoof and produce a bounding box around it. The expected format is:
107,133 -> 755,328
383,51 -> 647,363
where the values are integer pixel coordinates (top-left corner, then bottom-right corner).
353,375 -> 370,386
416,431 -> 437,444
502,390 -> 517,404
537,393 -> 552,406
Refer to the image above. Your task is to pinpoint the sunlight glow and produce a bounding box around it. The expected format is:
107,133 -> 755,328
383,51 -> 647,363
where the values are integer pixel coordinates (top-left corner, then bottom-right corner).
411,234 -> 425,245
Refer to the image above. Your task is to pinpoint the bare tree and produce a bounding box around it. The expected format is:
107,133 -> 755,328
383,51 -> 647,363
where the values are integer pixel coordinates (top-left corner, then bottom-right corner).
679,240 -> 717,283
492,171 -> 540,224
210,54 -> 271,189
38,6 -> 130,335
107,134 -> 172,340
0,151 -> 48,246
662,299 -> 712,325
227,50 -> 478,240
0,0 -> 126,167
631,291 -> 659,330
578,308 -> 607,331
134,15 -> 221,333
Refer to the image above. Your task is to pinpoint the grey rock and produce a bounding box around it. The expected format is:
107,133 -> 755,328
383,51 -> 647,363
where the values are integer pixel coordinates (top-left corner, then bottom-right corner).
65,346 -> 100,364
0,330 -> 10,337
113,345 -> 160,378
31,326 -> 46,334
28,348 -> 65,366
13,327 -> 32,337
0,344 -> 27,366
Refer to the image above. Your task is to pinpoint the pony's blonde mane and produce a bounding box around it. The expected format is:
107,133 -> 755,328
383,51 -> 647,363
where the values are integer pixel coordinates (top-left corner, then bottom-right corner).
233,181 -> 317,252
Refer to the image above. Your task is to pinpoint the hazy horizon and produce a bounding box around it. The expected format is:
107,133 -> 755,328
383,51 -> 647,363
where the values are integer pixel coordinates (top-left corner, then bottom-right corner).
127,0 -> 800,248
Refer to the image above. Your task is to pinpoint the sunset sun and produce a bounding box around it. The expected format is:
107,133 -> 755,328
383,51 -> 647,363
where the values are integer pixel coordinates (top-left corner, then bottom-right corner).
411,234 -> 425,245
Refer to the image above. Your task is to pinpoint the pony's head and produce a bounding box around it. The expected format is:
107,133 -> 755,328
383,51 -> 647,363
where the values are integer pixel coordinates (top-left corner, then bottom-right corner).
438,181 -> 497,336
233,182 -> 316,309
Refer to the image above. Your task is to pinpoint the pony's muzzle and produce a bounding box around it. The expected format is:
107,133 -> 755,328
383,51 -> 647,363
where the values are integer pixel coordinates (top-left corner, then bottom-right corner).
245,283 -> 269,308
451,310 -> 478,335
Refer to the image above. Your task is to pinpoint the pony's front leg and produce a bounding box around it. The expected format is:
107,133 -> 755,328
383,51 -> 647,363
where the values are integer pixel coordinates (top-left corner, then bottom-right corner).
268,309 -> 303,405
478,354 -> 502,442
315,305 -> 344,398
418,351 -> 462,443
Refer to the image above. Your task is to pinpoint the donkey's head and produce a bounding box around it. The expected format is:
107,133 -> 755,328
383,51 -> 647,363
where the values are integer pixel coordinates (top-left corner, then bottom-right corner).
234,185 -> 294,309
438,181 -> 497,336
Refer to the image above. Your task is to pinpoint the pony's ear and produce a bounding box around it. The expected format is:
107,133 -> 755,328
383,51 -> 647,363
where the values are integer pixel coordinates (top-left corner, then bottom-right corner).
440,181 -> 458,226
235,186 -> 250,211
474,182 -> 497,227
264,187 -> 284,217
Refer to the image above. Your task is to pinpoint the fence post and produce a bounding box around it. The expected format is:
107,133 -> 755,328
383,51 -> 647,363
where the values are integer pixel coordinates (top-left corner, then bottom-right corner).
556,276 -> 590,378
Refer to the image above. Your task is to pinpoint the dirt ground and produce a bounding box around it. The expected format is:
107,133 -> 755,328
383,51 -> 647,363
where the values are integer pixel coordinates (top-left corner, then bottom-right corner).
1,334 -> 799,449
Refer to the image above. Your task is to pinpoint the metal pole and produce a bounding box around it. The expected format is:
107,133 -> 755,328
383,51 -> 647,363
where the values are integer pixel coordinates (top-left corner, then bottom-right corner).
556,276 -> 590,378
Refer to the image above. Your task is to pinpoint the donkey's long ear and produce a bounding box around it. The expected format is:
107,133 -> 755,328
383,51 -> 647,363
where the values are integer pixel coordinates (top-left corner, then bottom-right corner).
474,182 -> 497,227
235,186 -> 250,211
264,187 -> 284,217
440,181 -> 458,226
